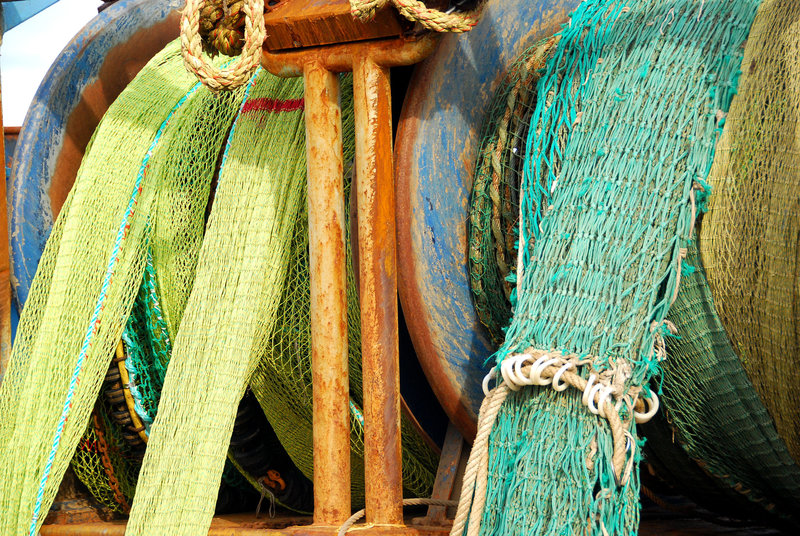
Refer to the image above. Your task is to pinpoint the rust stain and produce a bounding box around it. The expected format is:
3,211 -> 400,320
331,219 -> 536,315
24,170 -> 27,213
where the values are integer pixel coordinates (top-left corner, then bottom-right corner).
305,64 -> 351,526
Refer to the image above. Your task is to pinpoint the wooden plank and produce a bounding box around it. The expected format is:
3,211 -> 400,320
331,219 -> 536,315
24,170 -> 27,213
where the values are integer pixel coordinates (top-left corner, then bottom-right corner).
262,0 -> 407,51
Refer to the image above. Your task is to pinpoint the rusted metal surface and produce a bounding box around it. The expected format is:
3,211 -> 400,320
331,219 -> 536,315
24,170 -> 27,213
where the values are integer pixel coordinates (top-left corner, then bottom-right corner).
40,515 -> 452,536
412,422 -> 463,526
305,63 -> 351,527
40,509 -> 787,535
394,0 -> 581,441
9,0 -> 180,310
42,497 -> 109,526
263,0 -> 407,52
262,34 -> 439,77
265,33 -> 437,534
353,56 -> 403,526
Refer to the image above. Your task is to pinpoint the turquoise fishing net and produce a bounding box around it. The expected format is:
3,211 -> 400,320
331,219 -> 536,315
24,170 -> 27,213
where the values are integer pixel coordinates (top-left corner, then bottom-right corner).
461,2 -> 761,535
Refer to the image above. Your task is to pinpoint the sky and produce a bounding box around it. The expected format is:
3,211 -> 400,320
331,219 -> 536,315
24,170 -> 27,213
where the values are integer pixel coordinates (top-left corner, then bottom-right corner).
2,0 -> 103,126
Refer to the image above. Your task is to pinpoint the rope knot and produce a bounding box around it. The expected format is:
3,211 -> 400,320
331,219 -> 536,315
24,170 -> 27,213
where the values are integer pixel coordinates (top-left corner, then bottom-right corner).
181,0 -> 266,90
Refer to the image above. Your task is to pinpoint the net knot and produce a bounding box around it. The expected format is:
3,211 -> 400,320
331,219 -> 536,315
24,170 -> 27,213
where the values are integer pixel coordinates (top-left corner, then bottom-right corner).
199,0 -> 247,57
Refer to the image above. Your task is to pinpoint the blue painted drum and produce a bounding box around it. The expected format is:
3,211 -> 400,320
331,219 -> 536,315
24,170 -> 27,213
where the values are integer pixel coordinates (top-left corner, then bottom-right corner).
9,0 -> 181,310
395,0 -> 582,439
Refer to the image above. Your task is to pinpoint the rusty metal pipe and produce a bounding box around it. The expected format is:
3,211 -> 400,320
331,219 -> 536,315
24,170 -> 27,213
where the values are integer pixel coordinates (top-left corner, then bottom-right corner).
261,35 -> 439,78
304,63 -> 351,526
353,56 -> 403,526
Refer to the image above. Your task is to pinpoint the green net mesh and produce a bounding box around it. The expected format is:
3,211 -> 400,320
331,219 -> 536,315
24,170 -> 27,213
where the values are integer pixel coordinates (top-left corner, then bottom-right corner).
62,43 -> 260,515
468,38 -> 558,346
70,401 -> 140,514
459,2 -> 761,535
0,40 -> 209,535
643,242 -> 800,525
467,2 -> 800,530
248,77 -> 438,506
123,254 -> 172,432
700,0 -> 800,464
125,70 -> 314,535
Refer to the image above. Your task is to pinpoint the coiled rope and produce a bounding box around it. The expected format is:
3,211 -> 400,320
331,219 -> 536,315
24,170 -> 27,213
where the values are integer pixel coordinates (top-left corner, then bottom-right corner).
181,0 -> 265,90
350,0 -> 485,32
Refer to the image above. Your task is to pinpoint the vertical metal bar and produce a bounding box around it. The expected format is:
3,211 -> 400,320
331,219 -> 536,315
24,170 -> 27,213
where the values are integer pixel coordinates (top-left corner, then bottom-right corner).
422,422 -> 464,524
304,62 -> 351,526
353,56 -> 404,526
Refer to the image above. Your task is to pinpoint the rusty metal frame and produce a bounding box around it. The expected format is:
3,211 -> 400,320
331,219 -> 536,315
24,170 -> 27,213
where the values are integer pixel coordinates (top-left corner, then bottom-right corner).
263,33 -> 438,535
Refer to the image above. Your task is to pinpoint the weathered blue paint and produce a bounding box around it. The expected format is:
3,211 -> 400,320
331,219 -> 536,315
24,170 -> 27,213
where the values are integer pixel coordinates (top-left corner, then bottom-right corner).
395,0 -> 582,436
9,0 -> 181,310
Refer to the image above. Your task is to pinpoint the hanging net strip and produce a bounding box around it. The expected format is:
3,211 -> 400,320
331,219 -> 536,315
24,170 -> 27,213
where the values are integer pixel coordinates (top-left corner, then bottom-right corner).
456,2 -> 761,535
700,0 -> 800,464
65,50 -> 258,513
0,40 -> 209,536
126,69 -> 310,535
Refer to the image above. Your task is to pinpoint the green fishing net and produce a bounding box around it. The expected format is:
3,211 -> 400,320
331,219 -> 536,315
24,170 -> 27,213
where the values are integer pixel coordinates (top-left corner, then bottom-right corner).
468,38 -> 558,345
701,0 -> 800,464
70,401 -> 140,514
125,70 -> 319,535
0,40 -> 208,535
61,42 -> 258,515
644,243 -> 800,525
459,2 -> 761,535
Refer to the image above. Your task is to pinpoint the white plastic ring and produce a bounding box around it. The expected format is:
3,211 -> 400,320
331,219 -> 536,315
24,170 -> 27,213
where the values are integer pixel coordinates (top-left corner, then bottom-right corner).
552,362 -> 575,392
482,368 -> 497,397
582,374 -> 597,406
526,355 -> 550,384
500,358 -> 521,391
531,358 -> 559,386
634,389 -> 660,423
587,382 -> 605,415
512,354 -> 537,386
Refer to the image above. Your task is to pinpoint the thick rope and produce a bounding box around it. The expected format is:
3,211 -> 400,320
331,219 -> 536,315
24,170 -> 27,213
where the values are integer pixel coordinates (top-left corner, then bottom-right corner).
199,0 -> 247,57
450,384 -> 506,536
350,0 -> 485,33
338,498 -> 459,536
181,0 -> 265,90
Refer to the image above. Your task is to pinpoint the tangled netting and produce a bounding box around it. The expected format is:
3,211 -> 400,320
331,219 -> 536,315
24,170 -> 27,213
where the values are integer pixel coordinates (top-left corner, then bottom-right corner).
700,0 -> 800,464
468,37 -> 558,346
0,40 -> 210,536
457,2 -> 761,536
126,66 -> 436,532
63,42 -> 268,516
2,33 -> 438,532
71,401 -> 139,514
